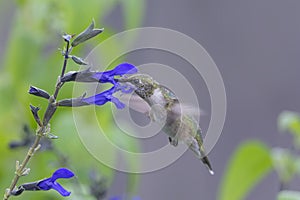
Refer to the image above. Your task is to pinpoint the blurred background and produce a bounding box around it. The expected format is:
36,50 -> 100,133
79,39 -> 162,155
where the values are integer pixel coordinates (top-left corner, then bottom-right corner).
0,0 -> 300,200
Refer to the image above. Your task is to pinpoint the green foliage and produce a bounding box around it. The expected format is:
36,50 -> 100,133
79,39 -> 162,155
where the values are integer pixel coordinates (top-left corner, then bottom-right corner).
218,141 -> 273,200
0,0 -> 145,199
219,111 -> 300,200
120,0 -> 145,29
278,111 -> 300,148
271,148 -> 300,184
278,191 -> 300,200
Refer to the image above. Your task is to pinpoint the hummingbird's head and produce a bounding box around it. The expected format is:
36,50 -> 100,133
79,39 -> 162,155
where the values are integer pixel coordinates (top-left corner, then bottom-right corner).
118,74 -> 157,99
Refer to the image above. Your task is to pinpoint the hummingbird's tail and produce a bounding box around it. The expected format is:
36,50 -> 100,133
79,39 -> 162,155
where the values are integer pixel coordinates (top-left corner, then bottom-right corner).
201,156 -> 214,175
189,142 -> 215,175
192,128 -> 214,175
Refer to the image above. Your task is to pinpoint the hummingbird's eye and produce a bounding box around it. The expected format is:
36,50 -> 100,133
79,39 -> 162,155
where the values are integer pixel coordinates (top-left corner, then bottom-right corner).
133,79 -> 139,84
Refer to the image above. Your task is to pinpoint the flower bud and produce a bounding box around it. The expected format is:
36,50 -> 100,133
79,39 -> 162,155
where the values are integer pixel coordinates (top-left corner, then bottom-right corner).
28,86 -> 50,100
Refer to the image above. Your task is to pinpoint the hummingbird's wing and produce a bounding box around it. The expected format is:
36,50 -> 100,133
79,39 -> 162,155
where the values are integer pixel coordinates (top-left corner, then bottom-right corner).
172,103 -> 203,118
159,85 -> 203,117
118,93 -> 151,114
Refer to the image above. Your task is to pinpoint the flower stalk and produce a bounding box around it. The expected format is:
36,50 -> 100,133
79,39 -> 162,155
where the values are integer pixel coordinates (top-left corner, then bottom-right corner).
3,38 -> 72,200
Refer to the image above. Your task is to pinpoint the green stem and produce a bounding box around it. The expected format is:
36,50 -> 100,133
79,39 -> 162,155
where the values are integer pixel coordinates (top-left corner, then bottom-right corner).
3,134 -> 42,200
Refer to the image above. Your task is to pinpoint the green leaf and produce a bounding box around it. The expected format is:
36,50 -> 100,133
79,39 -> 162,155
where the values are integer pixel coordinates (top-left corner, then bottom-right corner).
278,190 -> 300,200
218,141 -> 273,200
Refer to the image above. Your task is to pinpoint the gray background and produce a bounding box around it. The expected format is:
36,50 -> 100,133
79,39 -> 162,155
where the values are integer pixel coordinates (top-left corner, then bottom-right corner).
108,0 -> 300,199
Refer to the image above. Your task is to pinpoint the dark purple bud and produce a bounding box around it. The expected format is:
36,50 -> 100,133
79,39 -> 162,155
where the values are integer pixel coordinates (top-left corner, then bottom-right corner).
10,186 -> 25,196
62,34 -> 72,42
9,140 -> 31,149
9,125 -> 32,149
89,170 -> 107,200
10,182 -> 39,196
30,105 -> 42,126
29,86 -> 50,100
9,124 -> 53,150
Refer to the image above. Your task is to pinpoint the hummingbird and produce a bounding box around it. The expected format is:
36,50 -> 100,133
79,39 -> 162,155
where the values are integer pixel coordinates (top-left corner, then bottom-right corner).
118,74 -> 214,175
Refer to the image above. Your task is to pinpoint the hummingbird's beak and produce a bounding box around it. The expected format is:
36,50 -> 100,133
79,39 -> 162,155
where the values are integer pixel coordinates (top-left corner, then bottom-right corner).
117,77 -> 129,83
117,77 -> 138,90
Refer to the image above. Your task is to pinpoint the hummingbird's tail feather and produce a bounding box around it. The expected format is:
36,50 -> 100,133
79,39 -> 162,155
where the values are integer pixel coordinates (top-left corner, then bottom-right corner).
188,137 -> 214,175
201,156 -> 214,175
194,128 -> 214,175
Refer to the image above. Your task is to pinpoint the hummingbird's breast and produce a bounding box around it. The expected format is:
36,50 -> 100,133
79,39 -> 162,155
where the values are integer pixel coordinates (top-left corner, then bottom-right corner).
146,88 -> 168,106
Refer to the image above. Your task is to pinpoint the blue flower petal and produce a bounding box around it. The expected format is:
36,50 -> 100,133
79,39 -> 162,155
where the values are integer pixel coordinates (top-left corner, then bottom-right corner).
51,182 -> 71,197
82,87 -> 114,106
37,178 -> 52,190
51,168 -> 75,182
110,96 -> 125,109
110,63 -> 138,75
115,83 -> 134,94
92,63 -> 137,83
37,168 -> 74,197
82,86 -> 126,109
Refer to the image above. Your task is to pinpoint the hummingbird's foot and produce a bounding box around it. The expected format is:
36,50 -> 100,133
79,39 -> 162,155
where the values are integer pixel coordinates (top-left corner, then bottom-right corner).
168,137 -> 178,146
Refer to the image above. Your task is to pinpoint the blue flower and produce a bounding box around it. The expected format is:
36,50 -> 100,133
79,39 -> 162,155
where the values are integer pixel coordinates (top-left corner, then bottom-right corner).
61,62 -> 138,84
92,62 -> 137,84
81,86 -> 125,109
58,62 -> 137,109
58,83 -> 133,109
37,168 -> 75,197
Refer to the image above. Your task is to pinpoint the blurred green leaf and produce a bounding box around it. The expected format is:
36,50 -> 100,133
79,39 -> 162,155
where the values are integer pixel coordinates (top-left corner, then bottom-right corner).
278,191 -> 300,200
278,111 -> 300,148
218,141 -> 273,200
271,148 -> 300,183
278,111 -> 300,135
295,159 -> 300,177
120,0 -> 145,29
